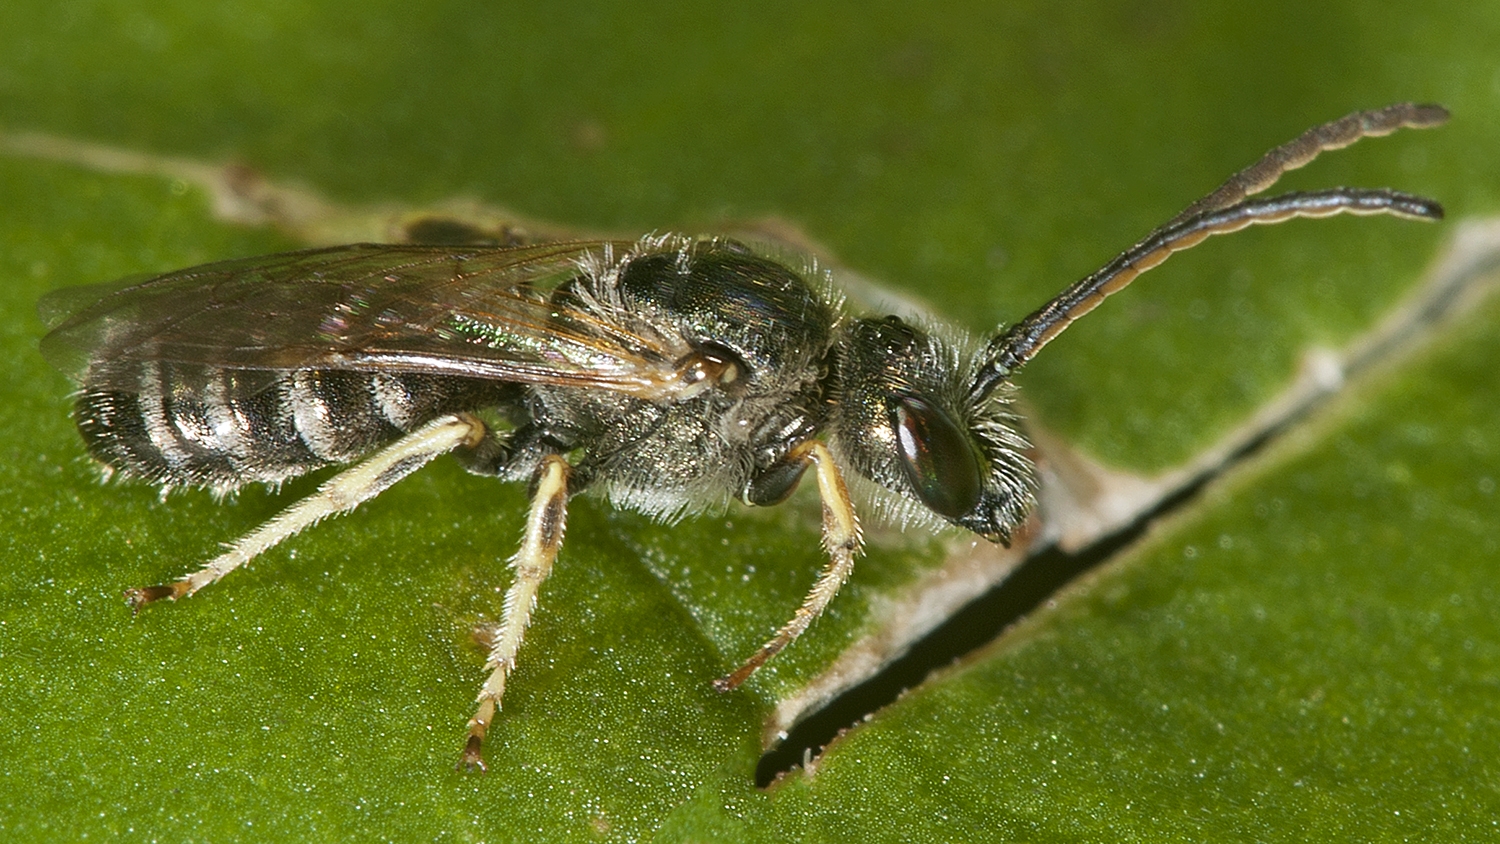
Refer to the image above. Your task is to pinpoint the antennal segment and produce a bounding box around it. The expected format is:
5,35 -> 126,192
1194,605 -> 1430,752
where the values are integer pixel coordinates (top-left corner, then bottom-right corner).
972,103 -> 1448,399
1169,103 -> 1448,227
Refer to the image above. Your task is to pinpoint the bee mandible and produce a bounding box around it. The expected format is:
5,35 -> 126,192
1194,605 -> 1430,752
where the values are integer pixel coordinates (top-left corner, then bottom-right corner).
40,103 -> 1447,770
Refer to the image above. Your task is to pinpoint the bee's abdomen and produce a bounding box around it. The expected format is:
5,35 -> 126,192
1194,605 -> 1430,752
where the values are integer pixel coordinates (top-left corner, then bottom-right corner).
75,363 -> 502,490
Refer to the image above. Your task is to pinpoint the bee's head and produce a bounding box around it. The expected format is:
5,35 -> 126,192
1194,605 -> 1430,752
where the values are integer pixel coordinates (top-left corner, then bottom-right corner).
830,315 -> 1034,543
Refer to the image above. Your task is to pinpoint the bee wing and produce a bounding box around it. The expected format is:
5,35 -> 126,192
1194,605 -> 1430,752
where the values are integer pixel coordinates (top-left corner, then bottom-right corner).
40,241 -> 696,398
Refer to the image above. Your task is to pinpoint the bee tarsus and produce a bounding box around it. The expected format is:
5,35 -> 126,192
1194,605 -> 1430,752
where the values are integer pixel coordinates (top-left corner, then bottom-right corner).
42,103 -> 1448,772
125,413 -> 491,612
715,440 -> 862,694
461,453 -> 571,771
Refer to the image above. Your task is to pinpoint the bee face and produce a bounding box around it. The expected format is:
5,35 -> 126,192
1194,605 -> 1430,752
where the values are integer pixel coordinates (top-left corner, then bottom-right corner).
831,315 -> 1034,543
39,104 -> 1447,771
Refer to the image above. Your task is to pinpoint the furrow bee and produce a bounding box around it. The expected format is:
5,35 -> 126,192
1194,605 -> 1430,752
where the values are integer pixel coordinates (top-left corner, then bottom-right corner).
40,104 -> 1447,770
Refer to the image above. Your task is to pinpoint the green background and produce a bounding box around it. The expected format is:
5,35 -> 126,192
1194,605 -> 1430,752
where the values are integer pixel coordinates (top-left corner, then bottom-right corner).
2,2 -> 1498,841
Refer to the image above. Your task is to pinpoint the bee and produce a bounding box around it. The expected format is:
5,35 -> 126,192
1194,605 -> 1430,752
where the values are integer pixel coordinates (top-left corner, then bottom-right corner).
41,104 -> 1446,771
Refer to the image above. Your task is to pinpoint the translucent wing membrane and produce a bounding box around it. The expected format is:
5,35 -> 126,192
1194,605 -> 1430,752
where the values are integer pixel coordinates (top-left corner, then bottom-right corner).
40,241 -> 698,399
37,102 -> 1451,775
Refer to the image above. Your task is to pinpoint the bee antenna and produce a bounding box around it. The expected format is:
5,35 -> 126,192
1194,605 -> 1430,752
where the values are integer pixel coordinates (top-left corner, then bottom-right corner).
971,103 -> 1449,400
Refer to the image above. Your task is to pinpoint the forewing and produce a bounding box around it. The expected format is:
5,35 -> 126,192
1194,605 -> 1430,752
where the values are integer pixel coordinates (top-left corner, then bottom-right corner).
40,241 -> 692,397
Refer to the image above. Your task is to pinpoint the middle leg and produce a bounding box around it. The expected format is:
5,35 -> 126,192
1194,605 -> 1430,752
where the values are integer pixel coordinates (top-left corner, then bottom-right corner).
459,453 -> 572,772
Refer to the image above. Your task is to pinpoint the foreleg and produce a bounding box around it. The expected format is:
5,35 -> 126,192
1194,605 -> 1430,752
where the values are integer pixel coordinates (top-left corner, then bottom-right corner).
715,441 -> 861,692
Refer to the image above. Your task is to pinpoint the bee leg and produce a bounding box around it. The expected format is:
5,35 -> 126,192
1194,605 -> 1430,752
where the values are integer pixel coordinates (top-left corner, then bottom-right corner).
126,413 -> 488,611
459,453 -> 571,773
715,441 -> 861,692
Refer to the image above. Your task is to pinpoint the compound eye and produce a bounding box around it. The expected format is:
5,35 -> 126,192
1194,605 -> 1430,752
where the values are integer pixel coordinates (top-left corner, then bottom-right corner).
891,395 -> 984,519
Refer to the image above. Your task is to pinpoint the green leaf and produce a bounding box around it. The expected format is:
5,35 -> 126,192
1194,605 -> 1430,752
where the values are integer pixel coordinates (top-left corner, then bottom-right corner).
2,2 -> 1498,841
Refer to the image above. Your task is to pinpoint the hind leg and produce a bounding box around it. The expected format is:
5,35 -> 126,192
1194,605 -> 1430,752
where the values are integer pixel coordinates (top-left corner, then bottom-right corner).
128,413 -> 488,609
